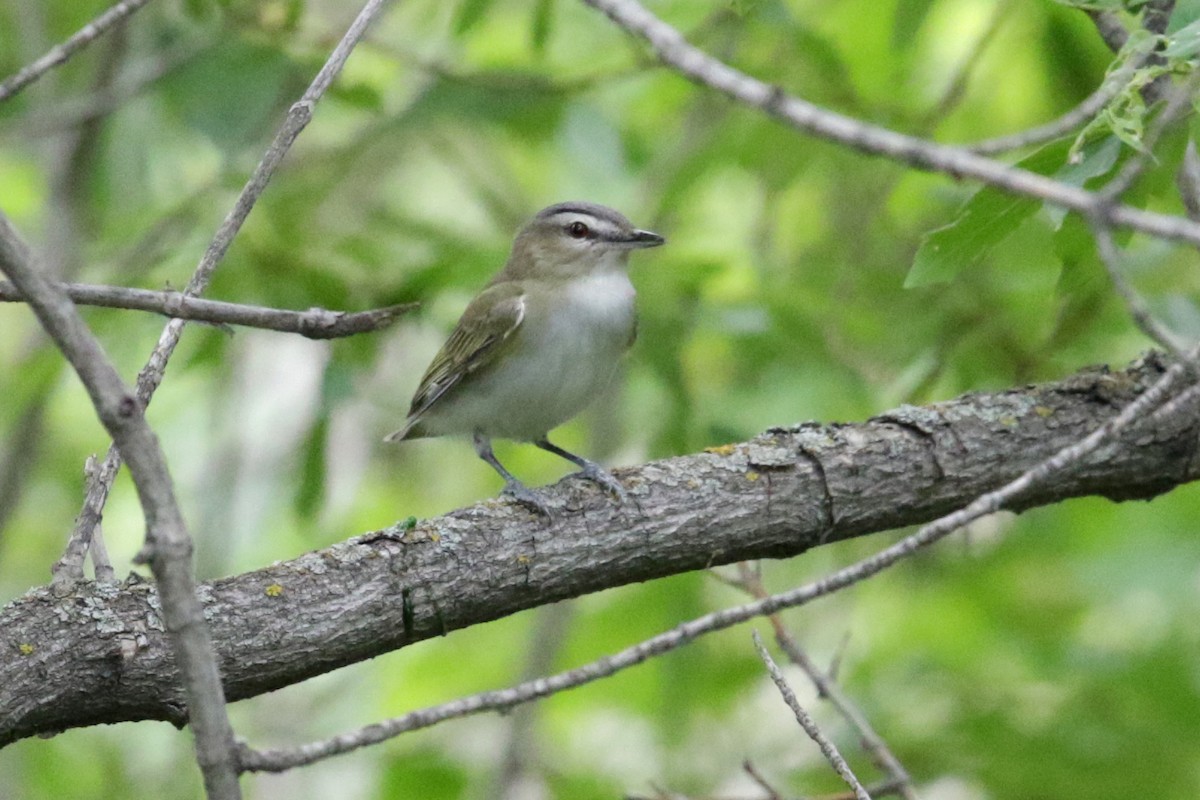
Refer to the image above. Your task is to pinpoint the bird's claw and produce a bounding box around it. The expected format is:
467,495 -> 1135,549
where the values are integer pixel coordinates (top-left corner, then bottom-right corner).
577,464 -> 628,503
502,481 -> 554,519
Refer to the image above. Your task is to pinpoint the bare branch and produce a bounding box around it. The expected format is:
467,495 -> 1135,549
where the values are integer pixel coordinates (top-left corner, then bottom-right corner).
1087,76 -> 1200,371
1150,377 -> 1200,424
1087,10 -> 1129,55
0,280 -> 416,339
732,565 -> 914,800
752,631 -> 870,800
920,0 -> 1015,129
1086,2 -> 1173,104
224,356 -> 1193,773
14,40 -> 207,139
1097,73 -> 1200,206
1175,140 -> 1200,220
60,0 -> 396,579
742,760 -> 784,800
576,0 -> 1200,247
4,354 -> 1195,752
1091,224 -> 1192,363
966,45 -> 1148,155
0,0 -> 157,103
0,215 -> 240,797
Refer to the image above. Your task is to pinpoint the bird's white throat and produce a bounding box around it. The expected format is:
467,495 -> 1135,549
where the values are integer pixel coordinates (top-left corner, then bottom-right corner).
561,268 -> 635,330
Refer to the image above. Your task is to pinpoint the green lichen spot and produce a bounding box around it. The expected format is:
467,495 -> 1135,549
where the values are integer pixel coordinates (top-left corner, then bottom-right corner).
1035,405 -> 1054,418
265,583 -> 284,598
18,643 -> 33,656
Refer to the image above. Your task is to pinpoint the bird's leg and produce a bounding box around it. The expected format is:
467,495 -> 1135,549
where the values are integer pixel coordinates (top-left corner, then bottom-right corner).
473,431 -> 553,518
534,437 -> 628,502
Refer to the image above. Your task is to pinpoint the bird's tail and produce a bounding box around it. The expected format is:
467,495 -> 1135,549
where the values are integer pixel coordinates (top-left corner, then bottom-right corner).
383,418 -> 423,443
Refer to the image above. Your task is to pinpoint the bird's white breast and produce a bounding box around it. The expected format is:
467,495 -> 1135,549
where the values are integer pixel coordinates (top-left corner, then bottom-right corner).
427,269 -> 636,440
562,269 -> 636,333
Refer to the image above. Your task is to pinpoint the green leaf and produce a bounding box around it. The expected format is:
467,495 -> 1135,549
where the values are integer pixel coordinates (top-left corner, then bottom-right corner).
1163,17 -> 1200,56
906,141 -> 1073,287
531,0 -> 556,53
454,0 -> 494,36
1168,0 -> 1200,33
161,38 -> 295,151
892,0 -> 937,51
1048,134 -> 1123,227
294,416 -> 327,518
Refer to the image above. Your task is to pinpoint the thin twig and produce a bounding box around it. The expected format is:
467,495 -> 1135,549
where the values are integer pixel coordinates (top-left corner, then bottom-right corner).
0,0 -> 157,103
0,280 -> 416,339
0,393 -> 51,546
732,565 -> 915,800
0,214 -> 241,798
811,780 -> 910,800
576,0 -> 1200,248
490,602 -> 575,800
238,351 -> 1190,773
1087,10 -> 1128,55
14,39 -> 207,140
966,45 -> 1149,155
1175,140 -> 1200,221
742,760 -> 783,800
752,631 -> 870,800
1088,75 -> 1200,370
1086,3 -> 1173,104
60,0 -> 396,577
1097,72 -> 1200,205
920,0 -> 1014,130
1150,378 -> 1200,424
1090,225 -> 1191,364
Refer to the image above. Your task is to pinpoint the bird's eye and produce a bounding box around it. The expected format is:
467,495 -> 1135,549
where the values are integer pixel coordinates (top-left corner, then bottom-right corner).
567,221 -> 590,239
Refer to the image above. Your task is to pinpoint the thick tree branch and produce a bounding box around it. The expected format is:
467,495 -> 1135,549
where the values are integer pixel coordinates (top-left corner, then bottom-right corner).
237,348 -> 1194,773
577,0 -> 1200,247
0,280 -> 416,339
0,216 -> 240,795
1,353 -> 1196,748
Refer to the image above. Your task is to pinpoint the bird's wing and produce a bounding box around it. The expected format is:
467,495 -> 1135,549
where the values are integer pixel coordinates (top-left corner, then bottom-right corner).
387,282 -> 526,440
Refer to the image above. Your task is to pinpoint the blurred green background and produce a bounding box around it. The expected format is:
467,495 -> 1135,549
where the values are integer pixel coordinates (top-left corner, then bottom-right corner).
1,0 -> 1199,798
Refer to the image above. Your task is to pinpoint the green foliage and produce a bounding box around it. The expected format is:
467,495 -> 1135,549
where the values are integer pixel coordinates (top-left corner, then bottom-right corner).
1,0 -> 1198,799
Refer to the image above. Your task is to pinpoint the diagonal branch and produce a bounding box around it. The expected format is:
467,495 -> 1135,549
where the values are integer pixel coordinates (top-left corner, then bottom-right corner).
2,353 -> 1196,752
0,215 -> 240,797
0,0 -> 157,103
752,631 -> 870,800
60,0 -> 396,580
577,0 -> 1200,248
234,352 -> 1194,775
0,280 -> 416,339
965,41 -> 1151,155
731,564 -> 915,800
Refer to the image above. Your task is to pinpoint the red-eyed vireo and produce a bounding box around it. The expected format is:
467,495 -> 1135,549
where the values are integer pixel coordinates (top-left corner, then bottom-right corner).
385,201 -> 665,516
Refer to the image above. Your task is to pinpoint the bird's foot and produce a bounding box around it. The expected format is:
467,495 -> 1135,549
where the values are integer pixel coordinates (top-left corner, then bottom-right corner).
501,481 -> 554,519
575,463 -> 628,503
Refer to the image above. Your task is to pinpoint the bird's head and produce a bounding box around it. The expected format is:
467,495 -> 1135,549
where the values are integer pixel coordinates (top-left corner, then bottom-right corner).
506,201 -> 664,281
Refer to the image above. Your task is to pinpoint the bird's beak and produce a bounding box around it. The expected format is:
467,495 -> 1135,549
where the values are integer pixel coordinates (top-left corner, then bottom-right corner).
626,229 -> 665,248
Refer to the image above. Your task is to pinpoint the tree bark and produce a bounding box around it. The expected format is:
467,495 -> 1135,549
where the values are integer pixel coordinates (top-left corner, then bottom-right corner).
1,353 -> 1197,746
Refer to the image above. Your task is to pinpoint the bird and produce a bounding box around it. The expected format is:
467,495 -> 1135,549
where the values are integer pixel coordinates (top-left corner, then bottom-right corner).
385,201 -> 665,516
